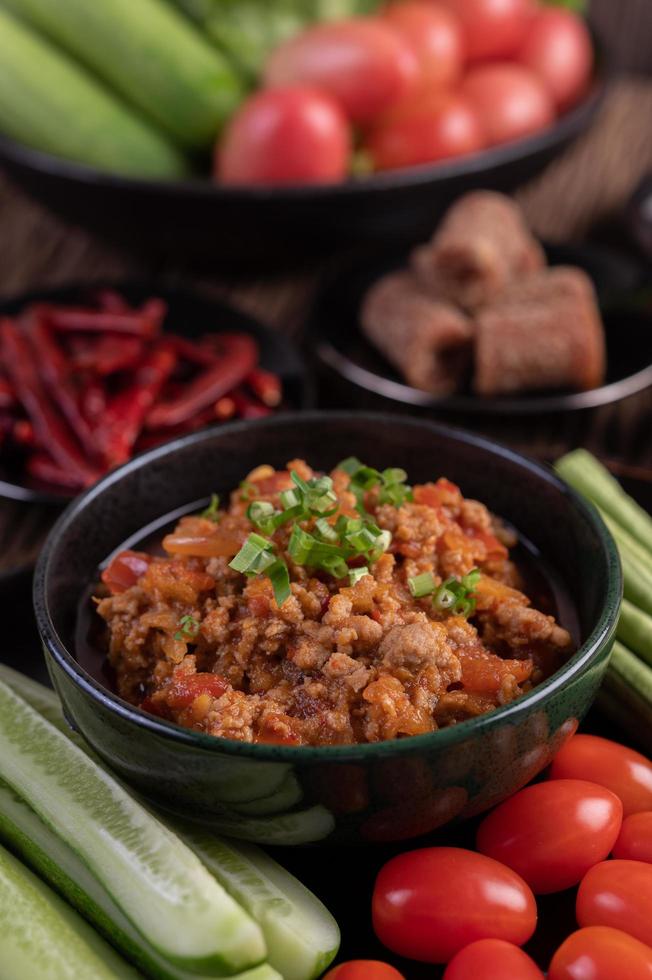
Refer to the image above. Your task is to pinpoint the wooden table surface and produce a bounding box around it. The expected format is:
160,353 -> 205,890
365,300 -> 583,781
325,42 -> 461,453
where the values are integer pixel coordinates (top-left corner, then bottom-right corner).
1,64 -> 652,578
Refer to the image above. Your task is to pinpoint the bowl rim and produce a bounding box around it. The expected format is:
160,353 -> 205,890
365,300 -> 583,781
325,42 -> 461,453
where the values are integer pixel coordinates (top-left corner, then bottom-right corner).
0,78 -> 605,200
33,411 -> 622,762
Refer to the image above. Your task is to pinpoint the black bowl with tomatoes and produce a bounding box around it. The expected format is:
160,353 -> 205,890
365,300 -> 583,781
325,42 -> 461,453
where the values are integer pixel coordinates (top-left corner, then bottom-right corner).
0,4 -> 607,270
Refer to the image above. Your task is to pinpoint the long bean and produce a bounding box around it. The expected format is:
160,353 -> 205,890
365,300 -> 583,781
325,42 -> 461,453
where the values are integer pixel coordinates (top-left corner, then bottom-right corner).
618,599 -> 652,668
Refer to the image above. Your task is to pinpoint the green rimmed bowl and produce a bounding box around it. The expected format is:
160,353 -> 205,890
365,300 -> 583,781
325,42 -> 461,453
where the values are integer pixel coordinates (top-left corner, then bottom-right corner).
33,413 -> 622,845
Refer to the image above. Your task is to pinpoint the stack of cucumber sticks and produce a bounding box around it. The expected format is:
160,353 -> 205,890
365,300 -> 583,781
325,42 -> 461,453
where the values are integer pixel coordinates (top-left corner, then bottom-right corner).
556,450 -> 652,753
0,666 -> 339,980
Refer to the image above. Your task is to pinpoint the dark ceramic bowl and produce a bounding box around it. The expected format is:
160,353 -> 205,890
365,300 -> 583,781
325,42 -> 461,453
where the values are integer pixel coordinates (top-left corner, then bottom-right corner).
33,413 -> 621,844
0,79 -> 605,271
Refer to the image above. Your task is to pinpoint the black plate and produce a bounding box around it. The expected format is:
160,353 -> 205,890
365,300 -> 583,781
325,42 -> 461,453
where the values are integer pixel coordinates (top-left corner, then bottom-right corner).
0,281 -> 309,505
0,79 -> 605,271
312,241 -> 652,415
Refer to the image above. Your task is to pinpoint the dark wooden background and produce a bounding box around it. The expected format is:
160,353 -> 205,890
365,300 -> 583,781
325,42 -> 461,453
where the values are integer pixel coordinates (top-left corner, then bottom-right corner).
0,0 -> 651,575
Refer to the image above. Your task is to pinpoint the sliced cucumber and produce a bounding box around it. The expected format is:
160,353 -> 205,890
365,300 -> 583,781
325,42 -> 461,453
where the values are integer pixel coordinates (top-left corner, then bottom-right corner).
0,780 -> 282,980
0,680 -> 266,975
175,827 -> 340,980
0,8 -> 187,177
0,840 -> 138,980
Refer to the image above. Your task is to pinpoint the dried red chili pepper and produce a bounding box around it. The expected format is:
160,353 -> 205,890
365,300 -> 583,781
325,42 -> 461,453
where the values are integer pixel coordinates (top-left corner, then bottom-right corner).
26,453 -> 87,490
214,396 -> 236,420
0,375 -> 16,410
13,419 -> 36,447
68,334 -> 145,375
79,379 -> 107,426
145,334 -> 258,429
230,387 -> 273,419
0,318 -> 99,486
94,289 -> 130,313
97,344 -> 177,466
246,368 -> 282,407
27,311 -> 99,462
45,297 -> 166,338
168,334 -> 217,368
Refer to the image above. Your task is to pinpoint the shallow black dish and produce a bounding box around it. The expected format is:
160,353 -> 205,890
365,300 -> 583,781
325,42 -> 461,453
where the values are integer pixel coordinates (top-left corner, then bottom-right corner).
312,241 -> 652,416
0,78 -> 605,270
0,281 -> 308,505
33,412 -> 621,845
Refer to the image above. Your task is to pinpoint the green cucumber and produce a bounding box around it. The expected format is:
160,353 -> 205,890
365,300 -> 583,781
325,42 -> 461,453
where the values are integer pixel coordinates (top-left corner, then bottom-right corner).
0,780 -> 281,980
0,8 -> 187,177
1,666 -> 340,978
0,679 -> 266,975
3,0 -> 244,148
0,840 -> 137,980
176,827 -> 340,980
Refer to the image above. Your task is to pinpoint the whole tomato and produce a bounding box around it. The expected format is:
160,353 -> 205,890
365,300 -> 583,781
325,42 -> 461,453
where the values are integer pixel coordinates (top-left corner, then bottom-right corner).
519,8 -> 593,111
216,87 -> 351,185
324,963 -> 405,980
549,734 -> 652,816
442,0 -> 536,62
461,63 -> 555,146
443,938 -> 544,979
264,19 -> 417,124
476,779 -> 623,893
613,811 -> 652,863
577,859 -> 652,948
372,847 -> 537,963
365,91 -> 485,170
382,2 -> 465,89
549,926 -> 652,980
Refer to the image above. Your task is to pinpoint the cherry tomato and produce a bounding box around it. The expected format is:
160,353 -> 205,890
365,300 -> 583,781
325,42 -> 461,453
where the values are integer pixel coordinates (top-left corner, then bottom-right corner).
442,0 -> 536,62
549,926 -> 652,980
372,847 -> 537,964
365,91 -> 485,171
323,962 -> 405,980
216,87 -> 351,186
443,938 -> 544,978
264,19 -> 416,124
613,812 -> 652,863
101,549 -> 151,593
518,8 -> 593,112
382,2 -> 465,89
461,63 -> 555,146
476,779 -> 623,894
577,859 -> 652,948
549,734 -> 652,816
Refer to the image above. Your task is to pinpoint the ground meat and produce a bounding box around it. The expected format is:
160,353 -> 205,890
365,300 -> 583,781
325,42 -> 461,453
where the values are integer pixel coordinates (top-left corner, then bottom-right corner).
96,459 -> 575,746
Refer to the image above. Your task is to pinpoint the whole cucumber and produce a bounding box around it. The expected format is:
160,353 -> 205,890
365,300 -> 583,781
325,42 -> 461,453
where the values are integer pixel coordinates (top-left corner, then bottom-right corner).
0,9 -> 188,177
2,0 -> 245,149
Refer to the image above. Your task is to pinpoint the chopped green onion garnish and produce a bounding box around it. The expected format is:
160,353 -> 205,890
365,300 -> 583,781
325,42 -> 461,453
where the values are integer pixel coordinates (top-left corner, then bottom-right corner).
337,456 -> 363,476
247,500 -> 275,526
174,614 -> 200,641
315,517 -> 339,543
349,566 -> 370,586
229,533 -> 276,575
434,585 -> 457,610
200,493 -> 220,522
337,458 -> 413,511
239,480 -> 257,502
409,572 -> 437,598
267,559 -> 291,607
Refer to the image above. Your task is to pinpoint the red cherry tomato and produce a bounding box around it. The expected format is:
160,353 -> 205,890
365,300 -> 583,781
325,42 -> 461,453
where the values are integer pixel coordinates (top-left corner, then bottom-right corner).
461,63 -> 555,146
443,938 -> 544,978
323,963 -> 405,980
365,91 -> 485,170
372,847 -> 537,964
613,812 -> 652,863
216,87 -> 351,186
476,779 -> 623,894
577,859 -> 652,948
441,0 -> 536,62
518,8 -> 593,112
264,19 -> 416,124
382,2 -> 465,89
549,734 -> 652,816
549,926 -> 652,980
101,549 -> 151,594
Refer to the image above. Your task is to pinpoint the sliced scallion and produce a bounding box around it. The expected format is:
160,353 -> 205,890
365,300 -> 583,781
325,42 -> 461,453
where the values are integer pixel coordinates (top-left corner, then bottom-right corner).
408,572 -> 437,598
349,567 -> 370,586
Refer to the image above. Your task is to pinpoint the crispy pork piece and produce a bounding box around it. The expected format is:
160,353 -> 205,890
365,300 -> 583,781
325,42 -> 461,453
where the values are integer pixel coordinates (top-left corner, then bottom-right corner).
360,270 -> 473,395
412,191 -> 545,310
473,266 -> 606,396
